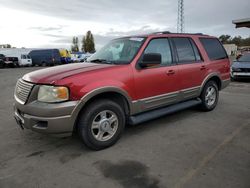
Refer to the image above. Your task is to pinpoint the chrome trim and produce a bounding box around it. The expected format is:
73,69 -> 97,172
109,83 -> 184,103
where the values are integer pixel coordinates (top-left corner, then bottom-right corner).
14,79 -> 34,104
139,90 -> 179,102
181,86 -> 201,100
139,91 -> 179,110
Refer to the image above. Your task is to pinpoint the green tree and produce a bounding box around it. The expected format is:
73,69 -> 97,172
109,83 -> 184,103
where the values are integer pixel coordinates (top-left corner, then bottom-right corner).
219,35 -> 250,46
231,36 -> 242,46
71,37 -> 79,52
219,35 -> 231,44
82,31 -> 96,53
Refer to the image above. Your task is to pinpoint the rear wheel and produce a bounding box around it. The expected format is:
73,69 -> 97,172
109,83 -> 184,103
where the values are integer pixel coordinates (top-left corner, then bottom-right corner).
200,81 -> 219,111
78,99 -> 125,150
41,62 -> 47,67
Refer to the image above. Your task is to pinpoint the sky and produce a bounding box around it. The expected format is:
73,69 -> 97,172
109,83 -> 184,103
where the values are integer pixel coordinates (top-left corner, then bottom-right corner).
0,0 -> 249,50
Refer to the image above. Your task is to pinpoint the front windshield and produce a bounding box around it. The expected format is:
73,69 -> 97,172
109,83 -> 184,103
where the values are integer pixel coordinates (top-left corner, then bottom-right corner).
238,53 -> 250,62
88,37 -> 145,64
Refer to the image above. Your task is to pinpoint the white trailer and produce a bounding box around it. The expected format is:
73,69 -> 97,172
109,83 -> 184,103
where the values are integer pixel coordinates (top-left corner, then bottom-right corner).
0,48 -> 32,66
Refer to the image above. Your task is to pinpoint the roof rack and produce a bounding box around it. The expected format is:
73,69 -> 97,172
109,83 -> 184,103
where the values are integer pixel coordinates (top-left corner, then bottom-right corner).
151,31 -> 171,34
151,31 -> 206,36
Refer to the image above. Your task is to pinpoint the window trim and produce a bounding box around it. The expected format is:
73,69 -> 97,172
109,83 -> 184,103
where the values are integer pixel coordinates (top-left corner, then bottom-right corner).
136,37 -> 176,70
170,37 -> 203,65
189,38 -> 204,62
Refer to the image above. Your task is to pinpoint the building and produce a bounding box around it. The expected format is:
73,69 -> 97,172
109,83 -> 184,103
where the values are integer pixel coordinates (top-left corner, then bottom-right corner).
232,18 -> 250,28
223,44 -> 237,56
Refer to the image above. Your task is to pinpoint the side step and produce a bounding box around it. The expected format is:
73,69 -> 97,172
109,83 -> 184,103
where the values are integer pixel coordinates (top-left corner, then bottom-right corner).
129,98 -> 202,125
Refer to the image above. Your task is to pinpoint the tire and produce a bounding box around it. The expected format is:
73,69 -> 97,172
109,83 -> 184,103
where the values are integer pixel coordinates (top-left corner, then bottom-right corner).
78,99 -> 125,150
200,81 -> 219,111
41,62 -> 47,67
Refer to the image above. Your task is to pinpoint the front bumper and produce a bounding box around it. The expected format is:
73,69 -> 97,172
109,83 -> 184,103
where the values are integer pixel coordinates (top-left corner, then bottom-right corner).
231,72 -> 250,78
14,99 -> 79,136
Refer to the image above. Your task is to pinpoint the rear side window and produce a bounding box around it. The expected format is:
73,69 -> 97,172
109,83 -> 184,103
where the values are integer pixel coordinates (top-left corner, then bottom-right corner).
172,38 -> 200,63
200,38 -> 228,60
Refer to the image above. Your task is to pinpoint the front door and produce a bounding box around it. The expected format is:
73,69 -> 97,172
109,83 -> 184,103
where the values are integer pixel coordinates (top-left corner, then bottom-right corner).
133,38 -> 181,111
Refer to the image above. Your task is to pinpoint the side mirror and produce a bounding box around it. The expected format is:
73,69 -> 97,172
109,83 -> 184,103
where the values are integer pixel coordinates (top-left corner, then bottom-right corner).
139,53 -> 161,68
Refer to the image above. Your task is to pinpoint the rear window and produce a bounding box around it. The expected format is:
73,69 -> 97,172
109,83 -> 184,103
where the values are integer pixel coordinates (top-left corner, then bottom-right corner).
200,38 -> 228,61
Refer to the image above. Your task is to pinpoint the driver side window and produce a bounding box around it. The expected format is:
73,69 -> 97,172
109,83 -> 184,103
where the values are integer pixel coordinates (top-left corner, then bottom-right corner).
144,38 -> 173,66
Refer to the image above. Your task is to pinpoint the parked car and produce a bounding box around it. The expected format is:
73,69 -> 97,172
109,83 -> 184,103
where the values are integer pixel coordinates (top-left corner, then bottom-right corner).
29,49 -> 61,66
0,54 -> 18,68
14,32 -> 230,150
71,52 -> 88,62
59,49 -> 71,64
0,49 -> 32,66
4,56 -> 18,67
231,52 -> 250,80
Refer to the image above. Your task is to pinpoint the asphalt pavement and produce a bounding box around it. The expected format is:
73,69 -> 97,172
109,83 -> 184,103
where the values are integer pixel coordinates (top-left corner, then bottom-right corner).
0,67 -> 249,188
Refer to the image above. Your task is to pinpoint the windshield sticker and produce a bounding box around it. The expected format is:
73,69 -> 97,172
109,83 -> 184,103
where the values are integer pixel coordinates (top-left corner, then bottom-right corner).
129,37 -> 144,42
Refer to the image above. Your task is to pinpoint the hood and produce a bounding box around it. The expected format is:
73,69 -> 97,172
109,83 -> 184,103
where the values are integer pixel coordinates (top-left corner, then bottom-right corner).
22,63 -> 114,84
232,61 -> 250,69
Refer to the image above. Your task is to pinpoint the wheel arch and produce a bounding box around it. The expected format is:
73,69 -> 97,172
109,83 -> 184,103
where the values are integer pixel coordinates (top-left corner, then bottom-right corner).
71,87 -> 132,131
200,73 -> 222,94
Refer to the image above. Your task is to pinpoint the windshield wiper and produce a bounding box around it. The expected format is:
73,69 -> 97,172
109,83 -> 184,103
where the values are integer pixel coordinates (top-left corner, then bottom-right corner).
90,59 -> 111,64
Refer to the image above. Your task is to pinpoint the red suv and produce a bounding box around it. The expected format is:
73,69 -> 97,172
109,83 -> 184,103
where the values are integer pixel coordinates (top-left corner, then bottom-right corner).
14,32 -> 230,150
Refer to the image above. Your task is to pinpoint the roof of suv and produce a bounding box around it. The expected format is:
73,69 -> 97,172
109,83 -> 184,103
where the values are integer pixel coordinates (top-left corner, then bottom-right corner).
124,31 -> 213,39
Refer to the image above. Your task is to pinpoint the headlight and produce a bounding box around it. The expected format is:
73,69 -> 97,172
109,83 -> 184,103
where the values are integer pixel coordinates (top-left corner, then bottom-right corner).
38,85 -> 69,103
232,67 -> 241,72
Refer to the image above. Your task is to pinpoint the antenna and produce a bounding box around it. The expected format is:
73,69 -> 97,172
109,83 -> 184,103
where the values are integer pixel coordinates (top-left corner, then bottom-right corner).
177,0 -> 184,33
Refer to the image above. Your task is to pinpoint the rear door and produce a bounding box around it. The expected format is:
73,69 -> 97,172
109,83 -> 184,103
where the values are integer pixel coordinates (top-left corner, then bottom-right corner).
199,38 -> 230,81
133,38 -> 181,111
171,37 -> 206,100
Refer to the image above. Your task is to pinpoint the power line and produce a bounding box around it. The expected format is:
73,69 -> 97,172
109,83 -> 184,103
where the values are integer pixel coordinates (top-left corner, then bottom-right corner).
177,0 -> 184,33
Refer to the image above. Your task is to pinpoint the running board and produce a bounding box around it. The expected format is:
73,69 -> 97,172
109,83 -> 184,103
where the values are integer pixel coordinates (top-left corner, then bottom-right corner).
129,99 -> 202,125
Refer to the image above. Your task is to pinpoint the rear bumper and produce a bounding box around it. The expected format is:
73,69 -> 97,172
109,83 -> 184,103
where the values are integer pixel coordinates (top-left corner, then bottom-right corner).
14,99 -> 79,136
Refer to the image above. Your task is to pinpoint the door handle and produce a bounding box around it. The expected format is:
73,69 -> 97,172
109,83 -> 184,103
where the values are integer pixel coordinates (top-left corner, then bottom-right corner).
200,65 -> 206,70
166,70 -> 175,75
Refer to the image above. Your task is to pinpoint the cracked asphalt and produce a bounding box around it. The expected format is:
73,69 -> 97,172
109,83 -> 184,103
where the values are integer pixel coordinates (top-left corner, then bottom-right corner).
0,67 -> 249,188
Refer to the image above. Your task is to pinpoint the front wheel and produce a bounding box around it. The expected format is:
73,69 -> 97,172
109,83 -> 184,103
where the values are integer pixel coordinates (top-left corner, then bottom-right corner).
78,99 -> 125,150
200,81 -> 219,111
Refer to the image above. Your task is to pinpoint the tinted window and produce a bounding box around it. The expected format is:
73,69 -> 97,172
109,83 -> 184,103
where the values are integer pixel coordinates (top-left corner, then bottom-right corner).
173,38 -> 196,63
200,38 -> 228,60
144,38 -> 172,65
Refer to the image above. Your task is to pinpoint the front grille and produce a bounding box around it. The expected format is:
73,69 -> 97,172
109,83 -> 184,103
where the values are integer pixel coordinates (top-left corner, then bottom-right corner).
15,79 -> 34,104
241,68 -> 250,72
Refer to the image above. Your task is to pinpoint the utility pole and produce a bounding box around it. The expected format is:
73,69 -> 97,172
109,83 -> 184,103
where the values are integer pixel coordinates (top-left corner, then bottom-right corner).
177,0 -> 184,33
